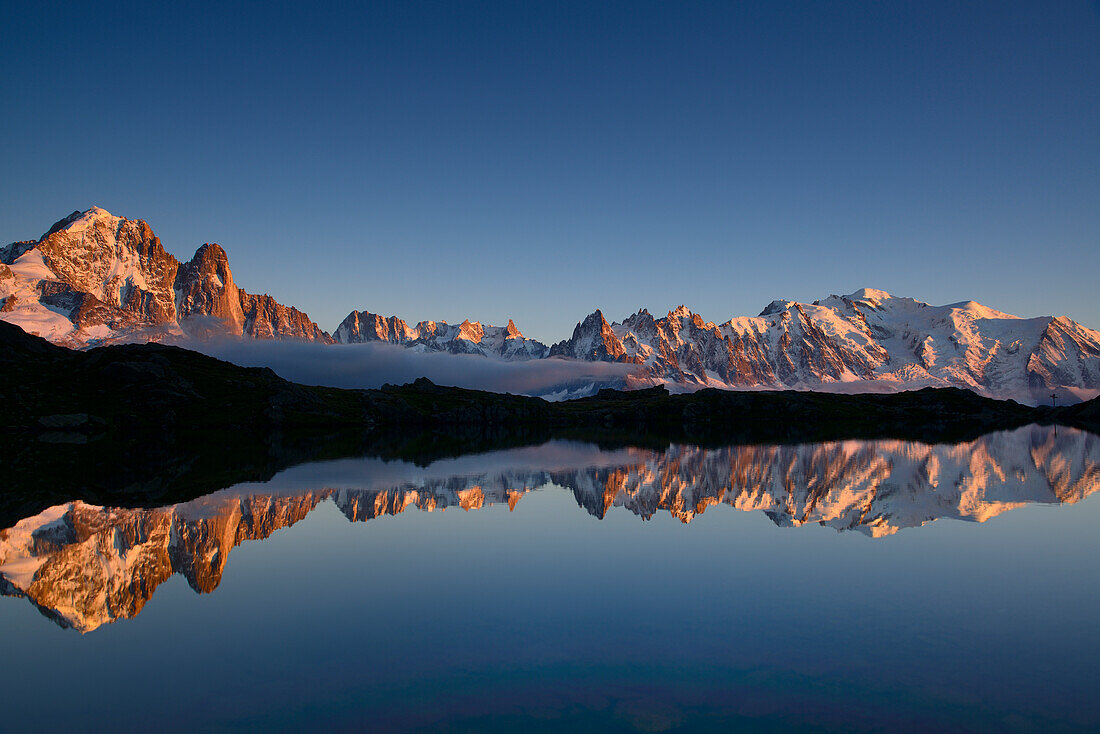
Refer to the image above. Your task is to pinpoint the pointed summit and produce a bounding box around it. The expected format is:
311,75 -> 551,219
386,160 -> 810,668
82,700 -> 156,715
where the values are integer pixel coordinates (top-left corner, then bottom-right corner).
458,319 -> 484,342
585,309 -> 610,328
177,242 -> 244,334
83,205 -> 115,219
759,299 -> 793,316
549,308 -> 630,361
190,242 -> 231,268
669,305 -> 693,319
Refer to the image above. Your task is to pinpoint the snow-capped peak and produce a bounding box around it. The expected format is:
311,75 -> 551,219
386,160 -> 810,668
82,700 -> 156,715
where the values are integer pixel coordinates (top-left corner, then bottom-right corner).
845,287 -> 894,304
59,206 -> 121,233
759,299 -> 794,316
943,300 -> 1018,320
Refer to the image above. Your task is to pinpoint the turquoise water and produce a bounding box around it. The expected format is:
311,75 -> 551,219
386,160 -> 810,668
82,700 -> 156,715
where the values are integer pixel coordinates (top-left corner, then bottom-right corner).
2,425 -> 1099,732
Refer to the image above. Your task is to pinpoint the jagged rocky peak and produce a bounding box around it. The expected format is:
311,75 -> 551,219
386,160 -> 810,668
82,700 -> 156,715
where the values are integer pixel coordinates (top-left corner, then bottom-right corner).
662,305 -> 710,332
581,309 -> 618,339
550,308 -> 632,362
620,308 -> 659,340
177,242 -> 244,336
240,290 -> 333,342
0,207 -> 330,346
334,310 -> 416,344
668,304 -> 693,319
457,319 -> 484,343
188,242 -> 232,270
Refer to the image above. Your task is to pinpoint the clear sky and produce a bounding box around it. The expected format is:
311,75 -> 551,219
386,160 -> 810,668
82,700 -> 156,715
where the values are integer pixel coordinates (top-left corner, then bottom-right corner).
2,0 -> 1098,341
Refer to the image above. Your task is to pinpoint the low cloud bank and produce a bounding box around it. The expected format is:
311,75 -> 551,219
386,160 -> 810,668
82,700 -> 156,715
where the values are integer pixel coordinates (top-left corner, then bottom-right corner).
187,339 -> 635,397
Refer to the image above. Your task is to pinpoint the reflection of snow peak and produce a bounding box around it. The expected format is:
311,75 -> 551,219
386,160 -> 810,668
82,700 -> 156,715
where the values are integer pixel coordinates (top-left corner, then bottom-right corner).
2,425 -> 1098,632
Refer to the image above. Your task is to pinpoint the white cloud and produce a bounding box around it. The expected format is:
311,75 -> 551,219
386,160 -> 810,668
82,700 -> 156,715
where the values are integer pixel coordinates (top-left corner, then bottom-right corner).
186,339 -> 635,398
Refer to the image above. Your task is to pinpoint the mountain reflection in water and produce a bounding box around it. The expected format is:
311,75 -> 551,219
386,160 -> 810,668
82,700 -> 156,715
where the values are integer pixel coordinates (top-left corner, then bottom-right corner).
1,424 -> 1097,633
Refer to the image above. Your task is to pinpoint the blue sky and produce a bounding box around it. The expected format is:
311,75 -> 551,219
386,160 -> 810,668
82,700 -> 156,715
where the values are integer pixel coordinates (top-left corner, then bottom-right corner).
2,1 -> 1098,341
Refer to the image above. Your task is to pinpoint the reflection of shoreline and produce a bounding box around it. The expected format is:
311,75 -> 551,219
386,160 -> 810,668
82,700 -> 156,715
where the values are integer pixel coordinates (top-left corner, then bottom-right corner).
2,425 -> 1098,632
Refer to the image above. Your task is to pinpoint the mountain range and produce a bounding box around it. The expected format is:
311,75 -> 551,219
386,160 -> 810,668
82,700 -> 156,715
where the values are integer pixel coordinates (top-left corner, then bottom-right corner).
3,207 -> 1098,402
547,292 -> 1100,402
334,310 -> 549,359
2,426 -> 1097,632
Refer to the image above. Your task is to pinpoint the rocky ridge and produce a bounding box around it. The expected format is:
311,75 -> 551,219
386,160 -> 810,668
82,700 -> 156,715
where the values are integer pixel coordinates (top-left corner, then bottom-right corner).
335,309 -> 549,359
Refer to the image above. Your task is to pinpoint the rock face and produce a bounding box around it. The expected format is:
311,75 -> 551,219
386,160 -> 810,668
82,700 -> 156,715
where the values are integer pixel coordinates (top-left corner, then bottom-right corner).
334,311 -> 418,345
0,207 -> 332,346
334,309 -> 549,359
549,309 -> 633,362
550,289 -> 1100,401
240,290 -> 331,341
176,242 -> 245,336
2,425 -> 1097,631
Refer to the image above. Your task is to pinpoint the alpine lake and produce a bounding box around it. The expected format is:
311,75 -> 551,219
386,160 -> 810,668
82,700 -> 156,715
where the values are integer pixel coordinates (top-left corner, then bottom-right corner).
2,424 -> 1099,733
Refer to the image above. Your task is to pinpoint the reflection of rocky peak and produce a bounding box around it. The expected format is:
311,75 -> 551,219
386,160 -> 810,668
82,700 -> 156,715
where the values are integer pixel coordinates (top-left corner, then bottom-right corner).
0,207 -> 332,345
330,471 -> 551,522
2,425 -> 1098,632
0,494 -> 328,632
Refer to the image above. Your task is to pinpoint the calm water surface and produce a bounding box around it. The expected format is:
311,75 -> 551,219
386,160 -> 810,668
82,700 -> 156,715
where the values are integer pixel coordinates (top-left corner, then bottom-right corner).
2,424 -> 1099,732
